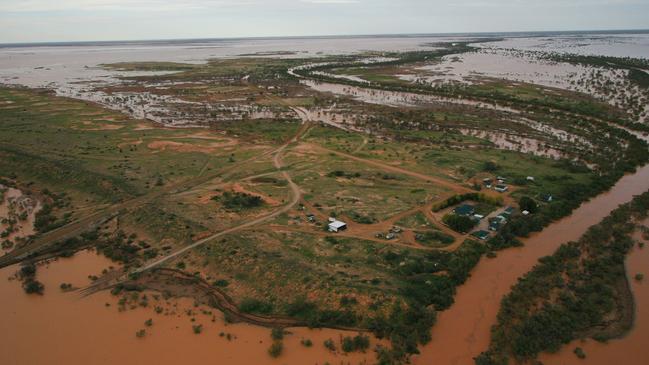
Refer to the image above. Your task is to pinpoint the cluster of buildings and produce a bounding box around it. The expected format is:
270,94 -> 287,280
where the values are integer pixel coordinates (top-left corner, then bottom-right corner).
482,177 -> 509,193
304,213 -> 348,233
452,203 -> 517,241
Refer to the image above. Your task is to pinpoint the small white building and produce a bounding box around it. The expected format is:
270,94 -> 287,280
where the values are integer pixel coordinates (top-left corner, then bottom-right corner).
495,184 -> 509,193
328,218 -> 347,233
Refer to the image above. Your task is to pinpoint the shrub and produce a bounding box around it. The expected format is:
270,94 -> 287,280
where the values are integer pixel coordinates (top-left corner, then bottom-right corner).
23,280 -> 44,295
574,347 -> 586,359
19,263 -> 36,279
483,161 -> 499,172
352,334 -> 370,351
271,328 -> 284,340
416,230 -> 455,245
212,279 -> 229,287
268,341 -> 283,358
324,338 -> 336,352
301,338 -> 313,347
341,335 -> 370,352
340,296 -> 358,306
214,191 -> 263,210
342,336 -> 355,352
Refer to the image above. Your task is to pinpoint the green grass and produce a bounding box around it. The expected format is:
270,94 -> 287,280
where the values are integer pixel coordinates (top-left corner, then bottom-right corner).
396,212 -> 435,229
286,151 -> 449,221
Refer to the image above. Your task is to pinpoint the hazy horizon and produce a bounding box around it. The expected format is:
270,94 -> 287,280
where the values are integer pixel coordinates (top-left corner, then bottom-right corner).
1,0 -> 649,43
1,28 -> 649,47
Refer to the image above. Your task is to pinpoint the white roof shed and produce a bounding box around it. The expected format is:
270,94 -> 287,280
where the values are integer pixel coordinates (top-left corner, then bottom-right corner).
328,220 -> 347,232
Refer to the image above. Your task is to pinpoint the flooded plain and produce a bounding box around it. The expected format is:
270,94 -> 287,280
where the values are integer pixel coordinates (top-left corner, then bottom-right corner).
0,186 -> 40,254
0,250 -> 380,365
404,49 -> 649,124
2,33 -> 648,127
2,32 -> 649,365
300,79 -> 519,113
479,33 -> 649,59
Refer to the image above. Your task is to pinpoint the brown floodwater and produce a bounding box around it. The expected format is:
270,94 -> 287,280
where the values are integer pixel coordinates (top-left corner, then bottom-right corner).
412,163 -> 649,365
0,250 -> 380,365
0,187 -> 41,254
457,128 -> 567,159
539,228 -> 649,365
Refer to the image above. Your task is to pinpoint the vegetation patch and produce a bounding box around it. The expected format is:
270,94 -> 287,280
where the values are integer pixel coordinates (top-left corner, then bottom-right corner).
213,191 -> 264,211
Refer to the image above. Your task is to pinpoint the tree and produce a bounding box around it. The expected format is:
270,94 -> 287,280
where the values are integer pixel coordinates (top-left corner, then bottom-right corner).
23,280 -> 44,295
483,161 -> 499,172
442,214 -> 477,233
519,196 -> 539,213
324,338 -> 336,352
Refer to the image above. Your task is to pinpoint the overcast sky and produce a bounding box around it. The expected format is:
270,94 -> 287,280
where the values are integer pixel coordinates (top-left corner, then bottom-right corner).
1,0 -> 648,43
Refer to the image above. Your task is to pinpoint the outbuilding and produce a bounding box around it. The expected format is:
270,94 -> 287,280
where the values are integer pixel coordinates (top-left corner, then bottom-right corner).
483,178 -> 493,188
328,218 -> 347,233
495,184 -> 508,193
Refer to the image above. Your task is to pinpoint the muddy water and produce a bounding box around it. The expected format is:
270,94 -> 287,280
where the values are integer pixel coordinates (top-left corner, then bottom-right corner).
539,228 -> 649,365
480,33 -> 649,59
0,250 -> 379,365
0,187 -> 41,253
300,79 -> 520,114
457,128 -> 567,159
412,163 -> 649,365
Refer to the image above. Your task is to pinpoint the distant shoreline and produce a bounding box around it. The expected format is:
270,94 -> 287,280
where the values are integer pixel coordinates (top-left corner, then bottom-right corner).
2,29 -> 649,49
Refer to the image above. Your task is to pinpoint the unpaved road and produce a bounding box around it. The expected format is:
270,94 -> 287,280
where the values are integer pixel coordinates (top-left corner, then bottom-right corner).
312,144 -> 471,194
0,129 -> 291,269
135,122 -> 310,273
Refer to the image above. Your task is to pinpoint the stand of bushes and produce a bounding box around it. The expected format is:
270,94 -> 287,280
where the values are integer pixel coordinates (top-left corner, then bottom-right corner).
18,263 -> 44,295
213,191 -> 263,211
432,193 -> 503,212
442,214 -> 477,233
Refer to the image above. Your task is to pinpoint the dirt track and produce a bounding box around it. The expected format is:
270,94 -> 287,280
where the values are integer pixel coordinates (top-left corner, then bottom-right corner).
0,126 -> 293,269
312,144 -> 472,194
134,122 -> 311,273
